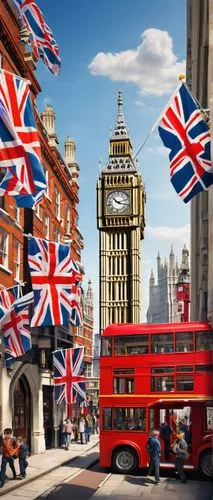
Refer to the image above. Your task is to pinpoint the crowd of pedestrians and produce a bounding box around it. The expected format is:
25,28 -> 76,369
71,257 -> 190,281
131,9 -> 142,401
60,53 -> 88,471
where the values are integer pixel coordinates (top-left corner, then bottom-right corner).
62,413 -> 99,449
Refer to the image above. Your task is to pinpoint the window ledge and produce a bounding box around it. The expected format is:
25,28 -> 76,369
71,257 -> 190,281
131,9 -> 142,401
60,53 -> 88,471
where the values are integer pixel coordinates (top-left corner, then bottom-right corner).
14,221 -> 22,230
0,265 -> 12,275
0,208 -> 9,217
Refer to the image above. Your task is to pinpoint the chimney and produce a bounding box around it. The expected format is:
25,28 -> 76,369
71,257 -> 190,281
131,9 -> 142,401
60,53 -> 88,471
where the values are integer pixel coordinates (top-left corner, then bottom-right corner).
40,104 -> 59,147
64,136 -> 79,186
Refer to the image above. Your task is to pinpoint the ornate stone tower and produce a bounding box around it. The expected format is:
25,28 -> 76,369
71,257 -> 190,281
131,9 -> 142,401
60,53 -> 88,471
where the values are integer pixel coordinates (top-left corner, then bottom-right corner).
97,91 -> 145,332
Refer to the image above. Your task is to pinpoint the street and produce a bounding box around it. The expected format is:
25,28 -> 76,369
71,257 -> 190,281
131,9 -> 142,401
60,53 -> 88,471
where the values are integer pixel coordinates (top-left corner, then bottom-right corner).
0,444 -> 212,500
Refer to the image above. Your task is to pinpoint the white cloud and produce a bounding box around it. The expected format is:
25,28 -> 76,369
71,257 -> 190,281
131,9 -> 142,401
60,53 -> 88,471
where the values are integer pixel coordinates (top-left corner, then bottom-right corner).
145,223 -> 190,244
135,100 -> 146,107
146,145 -> 168,156
89,28 -> 185,96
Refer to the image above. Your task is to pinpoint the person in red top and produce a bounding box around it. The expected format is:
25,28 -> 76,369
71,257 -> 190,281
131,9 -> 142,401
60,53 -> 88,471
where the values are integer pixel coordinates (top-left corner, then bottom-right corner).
0,428 -> 20,488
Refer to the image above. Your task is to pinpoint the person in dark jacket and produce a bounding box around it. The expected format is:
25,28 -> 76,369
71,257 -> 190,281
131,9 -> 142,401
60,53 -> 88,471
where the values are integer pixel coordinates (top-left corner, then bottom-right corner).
173,431 -> 188,483
17,436 -> 29,479
160,421 -> 173,460
146,429 -> 161,484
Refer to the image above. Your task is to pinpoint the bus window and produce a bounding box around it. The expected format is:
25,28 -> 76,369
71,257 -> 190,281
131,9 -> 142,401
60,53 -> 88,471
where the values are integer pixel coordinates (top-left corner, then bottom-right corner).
101,337 -> 112,356
103,408 -> 112,430
195,365 -> 213,372
177,366 -> 193,372
113,377 -> 134,394
206,407 -> 213,430
114,408 -> 146,431
196,331 -> 213,351
176,332 -> 193,352
151,367 -> 174,374
114,335 -> 148,356
176,376 -> 194,391
151,376 -> 174,392
151,334 -> 174,353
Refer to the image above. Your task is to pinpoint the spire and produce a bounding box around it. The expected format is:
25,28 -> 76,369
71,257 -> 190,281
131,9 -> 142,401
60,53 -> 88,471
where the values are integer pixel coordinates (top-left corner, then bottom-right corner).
169,244 -> 175,269
114,90 -> 128,137
40,104 -> 59,147
150,268 -> 155,283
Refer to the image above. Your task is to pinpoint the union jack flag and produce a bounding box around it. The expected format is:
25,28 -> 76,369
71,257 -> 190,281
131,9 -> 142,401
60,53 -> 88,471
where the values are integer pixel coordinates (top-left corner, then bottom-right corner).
28,237 -> 82,327
70,283 -> 83,327
158,83 -> 213,203
53,347 -> 87,405
0,70 -> 46,207
12,0 -> 61,76
0,292 -> 33,368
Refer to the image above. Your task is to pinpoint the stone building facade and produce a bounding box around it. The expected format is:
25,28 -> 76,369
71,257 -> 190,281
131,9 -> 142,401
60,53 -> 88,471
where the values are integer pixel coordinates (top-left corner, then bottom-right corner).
187,0 -> 213,322
0,0 -> 93,453
147,245 -> 190,324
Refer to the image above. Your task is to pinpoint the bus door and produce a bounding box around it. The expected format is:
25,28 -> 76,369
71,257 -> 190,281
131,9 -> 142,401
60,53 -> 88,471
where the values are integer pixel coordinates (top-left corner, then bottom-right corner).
149,405 -> 192,463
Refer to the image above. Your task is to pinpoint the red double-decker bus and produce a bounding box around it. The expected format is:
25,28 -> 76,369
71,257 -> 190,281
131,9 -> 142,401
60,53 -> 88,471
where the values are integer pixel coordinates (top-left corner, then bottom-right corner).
100,322 -> 213,477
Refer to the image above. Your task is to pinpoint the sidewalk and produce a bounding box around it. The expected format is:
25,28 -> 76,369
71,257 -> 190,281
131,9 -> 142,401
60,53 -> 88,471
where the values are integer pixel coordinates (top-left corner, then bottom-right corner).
0,434 -> 99,497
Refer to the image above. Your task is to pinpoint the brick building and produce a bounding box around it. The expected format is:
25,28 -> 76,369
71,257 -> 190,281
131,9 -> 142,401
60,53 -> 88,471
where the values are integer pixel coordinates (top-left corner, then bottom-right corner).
0,0 -> 93,453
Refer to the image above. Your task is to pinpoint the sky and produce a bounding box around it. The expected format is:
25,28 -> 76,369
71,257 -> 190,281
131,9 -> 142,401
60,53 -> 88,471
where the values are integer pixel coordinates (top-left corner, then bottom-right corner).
34,0 -> 188,330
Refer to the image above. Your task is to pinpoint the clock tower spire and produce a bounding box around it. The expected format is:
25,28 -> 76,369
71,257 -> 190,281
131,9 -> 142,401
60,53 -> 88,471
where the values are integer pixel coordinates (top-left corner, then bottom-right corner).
97,90 -> 146,332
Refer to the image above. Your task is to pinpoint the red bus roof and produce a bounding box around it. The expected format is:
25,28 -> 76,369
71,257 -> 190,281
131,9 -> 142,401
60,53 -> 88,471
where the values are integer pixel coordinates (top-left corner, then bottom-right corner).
103,321 -> 212,336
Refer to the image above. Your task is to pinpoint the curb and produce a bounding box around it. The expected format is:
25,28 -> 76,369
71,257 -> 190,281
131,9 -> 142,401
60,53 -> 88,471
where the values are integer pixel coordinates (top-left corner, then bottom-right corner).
0,440 -> 99,497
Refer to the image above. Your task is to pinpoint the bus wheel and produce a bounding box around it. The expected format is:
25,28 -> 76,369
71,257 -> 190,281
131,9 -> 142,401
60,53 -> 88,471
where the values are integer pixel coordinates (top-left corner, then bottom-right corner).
199,450 -> 213,477
112,447 -> 137,474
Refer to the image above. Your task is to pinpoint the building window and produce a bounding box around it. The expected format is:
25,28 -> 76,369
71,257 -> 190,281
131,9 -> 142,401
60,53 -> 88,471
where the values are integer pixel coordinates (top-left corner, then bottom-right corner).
0,230 -> 8,267
114,335 -> 148,355
14,240 -> 21,281
65,205 -> 71,234
14,206 -> 20,224
176,376 -> 193,391
151,376 -> 174,392
0,197 -> 5,210
101,337 -> 112,356
53,227 -> 60,243
55,186 -> 60,219
176,332 -> 193,352
114,408 -> 146,431
206,407 -> 213,431
113,378 -> 134,394
196,331 -> 213,351
151,333 -> 174,353
44,214 -> 50,239
103,408 -> 112,430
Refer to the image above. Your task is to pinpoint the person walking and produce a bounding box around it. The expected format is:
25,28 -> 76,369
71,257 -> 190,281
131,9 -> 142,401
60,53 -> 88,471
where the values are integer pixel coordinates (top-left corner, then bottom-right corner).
173,431 -> 188,483
64,419 -> 73,450
146,429 -> 161,484
85,415 -> 93,443
79,416 -> 86,445
0,428 -> 19,488
17,437 -> 29,479
95,415 -> 99,434
160,420 -> 173,460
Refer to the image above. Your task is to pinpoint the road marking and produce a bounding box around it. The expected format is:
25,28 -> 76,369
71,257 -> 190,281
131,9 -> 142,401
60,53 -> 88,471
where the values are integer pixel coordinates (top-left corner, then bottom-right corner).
98,473 -> 112,489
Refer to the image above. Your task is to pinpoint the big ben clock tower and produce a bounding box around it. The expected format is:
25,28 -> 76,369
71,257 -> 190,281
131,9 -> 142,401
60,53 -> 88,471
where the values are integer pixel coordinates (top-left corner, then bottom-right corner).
97,90 -> 146,332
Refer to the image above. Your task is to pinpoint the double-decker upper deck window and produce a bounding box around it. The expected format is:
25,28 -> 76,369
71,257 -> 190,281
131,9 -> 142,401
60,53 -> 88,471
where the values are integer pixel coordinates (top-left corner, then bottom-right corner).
151,334 -> 174,353
101,337 -> 112,356
151,376 -> 174,392
114,335 -> 148,356
196,331 -> 213,351
176,376 -> 194,391
113,378 -> 134,394
176,332 -> 193,352
114,408 -> 146,431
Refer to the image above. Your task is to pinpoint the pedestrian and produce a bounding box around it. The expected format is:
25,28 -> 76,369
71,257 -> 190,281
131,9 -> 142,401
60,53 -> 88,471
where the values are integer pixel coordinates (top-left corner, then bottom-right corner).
146,429 -> 161,484
17,436 -> 29,479
64,419 -> 73,450
85,415 -> 93,442
92,414 -> 96,434
73,420 -> 79,442
95,415 -> 99,434
160,420 -> 173,460
79,415 -> 86,445
0,428 -> 20,488
173,431 -> 188,483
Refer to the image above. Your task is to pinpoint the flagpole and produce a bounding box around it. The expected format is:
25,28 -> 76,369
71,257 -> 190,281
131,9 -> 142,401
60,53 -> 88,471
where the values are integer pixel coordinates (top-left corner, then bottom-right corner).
134,81 -> 182,161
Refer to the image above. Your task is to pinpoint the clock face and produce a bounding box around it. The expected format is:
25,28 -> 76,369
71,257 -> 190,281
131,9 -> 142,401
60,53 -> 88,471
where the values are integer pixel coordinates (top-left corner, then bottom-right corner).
106,190 -> 131,214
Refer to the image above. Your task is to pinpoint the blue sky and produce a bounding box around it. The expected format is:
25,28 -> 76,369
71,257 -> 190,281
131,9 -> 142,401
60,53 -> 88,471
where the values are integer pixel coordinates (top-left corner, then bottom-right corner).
35,0 -> 188,329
